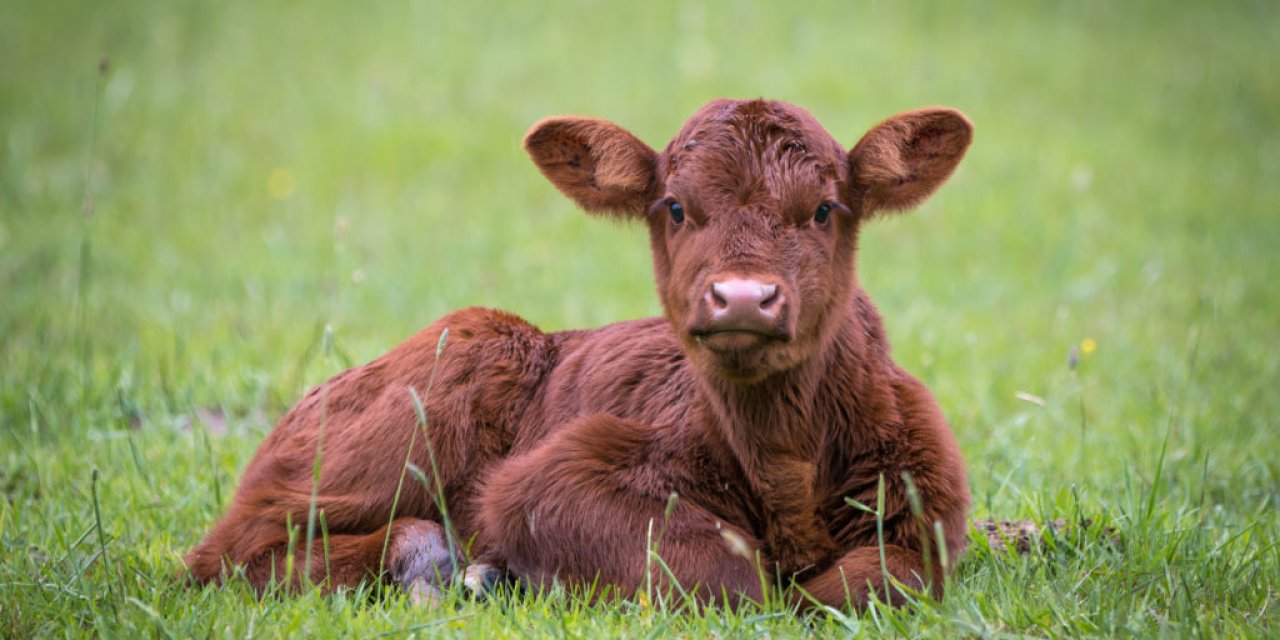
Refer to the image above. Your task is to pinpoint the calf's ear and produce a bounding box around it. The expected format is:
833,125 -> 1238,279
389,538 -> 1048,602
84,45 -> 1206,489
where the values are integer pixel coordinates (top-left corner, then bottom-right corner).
848,108 -> 972,214
525,117 -> 658,218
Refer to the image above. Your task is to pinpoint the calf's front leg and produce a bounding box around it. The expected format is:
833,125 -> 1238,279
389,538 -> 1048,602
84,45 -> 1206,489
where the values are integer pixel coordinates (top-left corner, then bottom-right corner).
794,544 -> 934,610
749,456 -> 840,579
478,414 -> 767,606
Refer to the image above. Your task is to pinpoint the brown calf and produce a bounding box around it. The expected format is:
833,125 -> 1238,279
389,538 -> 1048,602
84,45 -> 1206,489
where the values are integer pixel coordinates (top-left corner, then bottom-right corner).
186,99 -> 973,610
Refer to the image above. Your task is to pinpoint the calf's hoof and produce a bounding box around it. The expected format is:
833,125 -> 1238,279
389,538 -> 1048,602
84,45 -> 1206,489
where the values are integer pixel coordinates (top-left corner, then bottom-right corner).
387,519 -> 457,597
461,562 -> 504,599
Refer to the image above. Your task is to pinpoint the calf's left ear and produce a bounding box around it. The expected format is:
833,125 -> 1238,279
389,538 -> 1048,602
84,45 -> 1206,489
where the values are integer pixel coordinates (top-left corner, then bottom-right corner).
848,108 -> 973,214
525,117 -> 658,218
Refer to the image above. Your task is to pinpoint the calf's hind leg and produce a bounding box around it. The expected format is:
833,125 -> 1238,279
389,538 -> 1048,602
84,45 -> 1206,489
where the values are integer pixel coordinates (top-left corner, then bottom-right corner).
479,415 -> 765,606
186,517 -> 457,601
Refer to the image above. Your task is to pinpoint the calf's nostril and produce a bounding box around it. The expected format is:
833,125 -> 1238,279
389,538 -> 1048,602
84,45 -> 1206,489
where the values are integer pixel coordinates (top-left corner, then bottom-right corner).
708,287 -> 729,310
758,284 -> 779,310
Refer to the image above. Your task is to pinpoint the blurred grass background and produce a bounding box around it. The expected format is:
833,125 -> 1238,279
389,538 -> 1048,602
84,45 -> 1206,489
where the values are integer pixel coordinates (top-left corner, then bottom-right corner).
2,0 -> 1278,636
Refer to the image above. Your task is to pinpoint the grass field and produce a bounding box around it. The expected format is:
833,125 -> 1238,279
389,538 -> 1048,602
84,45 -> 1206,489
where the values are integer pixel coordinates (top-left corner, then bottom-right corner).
3,0 -> 1279,636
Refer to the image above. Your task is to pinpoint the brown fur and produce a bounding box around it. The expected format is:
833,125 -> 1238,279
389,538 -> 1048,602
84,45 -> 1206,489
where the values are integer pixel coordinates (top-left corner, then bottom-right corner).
185,99 -> 974,611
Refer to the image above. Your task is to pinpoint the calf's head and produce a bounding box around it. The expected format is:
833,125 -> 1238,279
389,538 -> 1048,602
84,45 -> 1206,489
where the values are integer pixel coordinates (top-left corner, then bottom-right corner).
526,99 -> 971,383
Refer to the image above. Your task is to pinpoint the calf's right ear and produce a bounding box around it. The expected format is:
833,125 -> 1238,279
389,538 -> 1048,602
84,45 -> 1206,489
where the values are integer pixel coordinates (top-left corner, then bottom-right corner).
524,117 -> 658,219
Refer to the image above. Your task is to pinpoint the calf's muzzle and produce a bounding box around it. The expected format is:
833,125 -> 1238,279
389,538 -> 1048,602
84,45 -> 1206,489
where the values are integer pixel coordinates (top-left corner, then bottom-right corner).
700,278 -> 787,337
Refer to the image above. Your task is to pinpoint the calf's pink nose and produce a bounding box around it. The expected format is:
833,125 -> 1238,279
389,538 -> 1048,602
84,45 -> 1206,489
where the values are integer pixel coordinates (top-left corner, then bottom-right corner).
706,279 -> 784,332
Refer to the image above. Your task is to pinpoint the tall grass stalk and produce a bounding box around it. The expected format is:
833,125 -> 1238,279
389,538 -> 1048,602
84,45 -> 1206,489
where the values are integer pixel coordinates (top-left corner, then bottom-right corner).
89,469 -> 116,620
198,427 -> 222,513
844,474 -> 893,604
409,385 -> 461,565
901,471 -> 935,590
380,328 -> 453,576
303,325 -> 335,584
74,58 -> 109,384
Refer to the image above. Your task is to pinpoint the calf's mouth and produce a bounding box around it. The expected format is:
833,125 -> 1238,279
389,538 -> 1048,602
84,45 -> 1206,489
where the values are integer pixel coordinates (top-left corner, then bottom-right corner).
691,329 -> 788,354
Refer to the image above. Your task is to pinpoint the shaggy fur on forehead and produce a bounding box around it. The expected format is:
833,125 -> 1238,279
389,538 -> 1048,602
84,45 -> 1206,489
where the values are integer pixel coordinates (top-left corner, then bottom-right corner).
667,100 -> 844,165
662,100 -> 845,211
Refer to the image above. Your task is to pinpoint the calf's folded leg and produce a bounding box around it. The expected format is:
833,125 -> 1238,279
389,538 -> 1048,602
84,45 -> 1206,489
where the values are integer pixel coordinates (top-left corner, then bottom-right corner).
185,517 -> 456,597
794,544 -> 935,610
478,414 -> 766,606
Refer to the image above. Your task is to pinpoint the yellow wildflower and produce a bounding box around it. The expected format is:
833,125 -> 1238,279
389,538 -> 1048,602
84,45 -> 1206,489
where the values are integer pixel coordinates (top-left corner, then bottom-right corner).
268,168 -> 296,200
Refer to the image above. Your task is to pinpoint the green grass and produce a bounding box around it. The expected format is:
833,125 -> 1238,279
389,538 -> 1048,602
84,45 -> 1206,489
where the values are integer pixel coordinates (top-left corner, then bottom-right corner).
3,0 -> 1278,636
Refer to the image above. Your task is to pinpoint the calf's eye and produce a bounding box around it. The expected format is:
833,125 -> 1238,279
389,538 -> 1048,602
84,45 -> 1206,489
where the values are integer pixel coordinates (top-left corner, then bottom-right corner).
669,201 -> 685,224
814,202 -> 832,225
